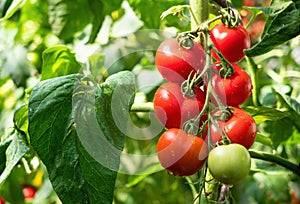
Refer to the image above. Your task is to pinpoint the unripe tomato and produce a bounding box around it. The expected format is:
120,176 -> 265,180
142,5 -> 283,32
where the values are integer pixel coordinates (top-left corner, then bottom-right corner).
209,107 -> 257,149
23,185 -> 36,200
155,38 -> 206,83
156,128 -> 208,176
153,82 -> 206,129
208,144 -> 251,185
211,62 -> 253,106
210,24 -> 250,62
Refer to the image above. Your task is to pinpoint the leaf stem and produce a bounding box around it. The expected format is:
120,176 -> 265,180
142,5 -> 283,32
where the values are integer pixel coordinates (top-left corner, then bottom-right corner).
246,56 -> 260,106
249,149 -> 300,176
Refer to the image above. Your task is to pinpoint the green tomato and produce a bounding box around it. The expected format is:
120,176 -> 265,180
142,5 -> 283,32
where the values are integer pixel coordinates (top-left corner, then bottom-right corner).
208,144 -> 251,185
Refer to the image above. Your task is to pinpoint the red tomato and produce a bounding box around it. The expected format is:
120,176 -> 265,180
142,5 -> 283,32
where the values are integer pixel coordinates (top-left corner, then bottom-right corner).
153,82 -> 206,129
210,24 -> 250,62
156,128 -> 208,176
209,107 -> 257,149
23,185 -> 36,200
155,38 -> 206,83
0,197 -> 5,204
211,62 -> 252,106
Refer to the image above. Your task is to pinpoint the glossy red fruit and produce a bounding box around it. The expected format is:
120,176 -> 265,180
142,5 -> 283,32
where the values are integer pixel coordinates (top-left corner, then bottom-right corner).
209,107 -> 257,149
23,185 -> 36,200
156,128 -> 208,176
155,38 -> 206,83
0,197 -> 5,204
153,82 -> 206,129
210,24 -> 250,62
211,62 -> 252,106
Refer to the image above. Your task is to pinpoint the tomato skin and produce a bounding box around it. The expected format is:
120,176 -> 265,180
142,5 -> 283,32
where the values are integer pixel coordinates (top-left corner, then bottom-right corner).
210,24 -> 250,62
156,128 -> 208,176
155,38 -> 206,83
22,185 -> 36,200
209,107 -> 257,149
208,144 -> 251,185
0,197 -> 5,204
153,82 -> 206,129
211,62 -> 252,106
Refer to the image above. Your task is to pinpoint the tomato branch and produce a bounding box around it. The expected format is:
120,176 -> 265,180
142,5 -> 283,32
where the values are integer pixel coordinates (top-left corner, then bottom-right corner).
249,149 -> 300,176
246,56 -> 260,106
190,0 -> 209,30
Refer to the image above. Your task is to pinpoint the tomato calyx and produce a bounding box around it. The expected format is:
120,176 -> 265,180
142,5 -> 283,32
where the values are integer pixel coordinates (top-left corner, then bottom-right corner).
212,106 -> 234,121
177,32 -> 197,50
181,71 -> 203,98
220,6 -> 240,28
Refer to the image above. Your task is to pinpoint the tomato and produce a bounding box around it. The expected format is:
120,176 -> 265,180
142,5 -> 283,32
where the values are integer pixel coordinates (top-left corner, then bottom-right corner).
0,197 -> 5,204
210,24 -> 250,62
153,82 -> 206,129
155,38 -> 206,83
209,107 -> 257,149
211,62 -> 252,106
156,128 -> 208,176
208,144 -> 251,185
22,185 -> 36,200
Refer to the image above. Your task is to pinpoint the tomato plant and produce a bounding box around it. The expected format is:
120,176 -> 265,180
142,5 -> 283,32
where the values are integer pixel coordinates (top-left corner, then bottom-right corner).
211,62 -> 253,106
209,107 -> 257,149
210,24 -> 250,62
156,128 -> 208,176
155,38 -> 206,83
0,0 -> 300,203
208,144 -> 251,185
153,82 -> 206,128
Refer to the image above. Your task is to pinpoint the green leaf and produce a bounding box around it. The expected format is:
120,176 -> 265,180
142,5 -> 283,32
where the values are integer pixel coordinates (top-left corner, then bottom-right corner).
48,0 -> 92,41
254,132 -> 273,148
160,5 -> 189,20
41,45 -> 81,80
28,71 -> 136,203
128,0 -> 186,28
244,106 -> 290,124
86,0 -> 123,43
273,88 -> 300,131
0,139 -> 11,174
13,104 -> 28,135
262,118 -> 294,149
0,0 -> 24,22
87,53 -> 107,81
0,131 -> 29,184
245,0 -> 300,56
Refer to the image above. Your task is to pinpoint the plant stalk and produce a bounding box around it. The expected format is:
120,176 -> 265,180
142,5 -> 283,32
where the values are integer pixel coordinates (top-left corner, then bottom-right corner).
190,0 -> 209,30
246,56 -> 260,106
249,149 -> 300,176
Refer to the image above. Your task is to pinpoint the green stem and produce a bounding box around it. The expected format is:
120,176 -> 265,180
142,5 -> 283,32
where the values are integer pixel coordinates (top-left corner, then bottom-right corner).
190,0 -> 210,30
246,56 -> 260,106
249,149 -> 300,176
130,102 -> 154,112
185,176 -> 199,201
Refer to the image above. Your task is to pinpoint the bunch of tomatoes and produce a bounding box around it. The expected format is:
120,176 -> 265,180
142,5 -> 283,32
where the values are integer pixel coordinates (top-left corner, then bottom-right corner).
153,16 -> 257,186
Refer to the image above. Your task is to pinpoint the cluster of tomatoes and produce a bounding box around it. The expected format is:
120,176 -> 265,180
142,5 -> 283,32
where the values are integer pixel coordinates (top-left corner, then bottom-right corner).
153,20 -> 257,185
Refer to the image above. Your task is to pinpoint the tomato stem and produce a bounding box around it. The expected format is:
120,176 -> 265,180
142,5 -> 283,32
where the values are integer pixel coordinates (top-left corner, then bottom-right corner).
130,102 -> 154,112
190,0 -> 209,30
249,149 -> 300,176
246,56 -> 260,106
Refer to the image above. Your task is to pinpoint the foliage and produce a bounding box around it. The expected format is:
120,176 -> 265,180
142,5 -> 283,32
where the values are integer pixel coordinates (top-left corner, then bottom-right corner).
0,0 -> 299,203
